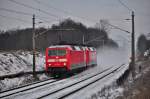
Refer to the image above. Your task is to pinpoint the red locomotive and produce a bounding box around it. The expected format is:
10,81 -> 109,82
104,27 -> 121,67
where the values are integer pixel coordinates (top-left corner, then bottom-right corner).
45,45 -> 97,75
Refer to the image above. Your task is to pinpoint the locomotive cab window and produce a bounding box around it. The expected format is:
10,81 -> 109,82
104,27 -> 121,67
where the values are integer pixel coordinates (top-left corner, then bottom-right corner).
48,50 -> 66,56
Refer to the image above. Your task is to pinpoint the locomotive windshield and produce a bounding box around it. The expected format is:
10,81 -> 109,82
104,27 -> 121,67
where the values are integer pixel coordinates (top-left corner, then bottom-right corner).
48,50 -> 66,56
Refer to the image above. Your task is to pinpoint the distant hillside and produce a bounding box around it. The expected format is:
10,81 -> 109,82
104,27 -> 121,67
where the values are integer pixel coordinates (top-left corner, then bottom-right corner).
0,18 -> 118,50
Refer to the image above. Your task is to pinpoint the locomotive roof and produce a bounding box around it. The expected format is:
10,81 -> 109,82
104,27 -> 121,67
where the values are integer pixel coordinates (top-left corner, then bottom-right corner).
48,45 -> 96,51
48,45 -> 72,48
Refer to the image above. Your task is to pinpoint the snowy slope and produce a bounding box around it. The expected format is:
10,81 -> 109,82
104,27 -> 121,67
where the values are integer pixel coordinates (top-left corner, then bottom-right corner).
0,51 -> 45,76
18,51 -> 45,71
0,51 -> 45,91
0,52 -> 28,76
0,47 -> 129,94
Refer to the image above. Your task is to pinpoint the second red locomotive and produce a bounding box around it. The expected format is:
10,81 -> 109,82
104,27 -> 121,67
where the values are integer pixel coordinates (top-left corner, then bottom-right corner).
45,45 -> 97,75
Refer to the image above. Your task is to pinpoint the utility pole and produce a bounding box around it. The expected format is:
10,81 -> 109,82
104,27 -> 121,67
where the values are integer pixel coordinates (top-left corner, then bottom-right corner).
32,14 -> 36,78
131,11 -> 135,78
118,0 -> 136,78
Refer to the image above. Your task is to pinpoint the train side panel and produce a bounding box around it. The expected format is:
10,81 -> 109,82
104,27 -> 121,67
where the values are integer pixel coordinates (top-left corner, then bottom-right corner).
87,47 -> 97,67
85,48 -> 90,66
45,45 -> 97,74
69,50 -> 86,70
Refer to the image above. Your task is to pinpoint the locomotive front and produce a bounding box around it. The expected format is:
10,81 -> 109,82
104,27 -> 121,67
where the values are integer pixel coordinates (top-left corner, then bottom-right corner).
45,47 -> 69,73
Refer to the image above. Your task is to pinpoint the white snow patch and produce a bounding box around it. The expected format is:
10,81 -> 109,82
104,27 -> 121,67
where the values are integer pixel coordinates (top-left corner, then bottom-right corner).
66,64 -> 128,99
0,51 -> 46,91
18,51 -> 45,70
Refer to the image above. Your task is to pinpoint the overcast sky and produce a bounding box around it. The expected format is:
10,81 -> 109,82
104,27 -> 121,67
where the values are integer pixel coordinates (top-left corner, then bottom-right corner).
0,0 -> 150,42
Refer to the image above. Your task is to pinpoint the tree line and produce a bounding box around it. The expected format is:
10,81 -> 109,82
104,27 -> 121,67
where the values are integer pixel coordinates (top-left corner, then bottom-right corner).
0,18 -> 118,51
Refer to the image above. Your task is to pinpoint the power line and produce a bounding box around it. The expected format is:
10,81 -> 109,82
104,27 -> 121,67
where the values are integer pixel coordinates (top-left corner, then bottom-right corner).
33,0 -> 69,14
0,7 -> 32,16
3,0 -> 131,34
85,35 -> 105,44
107,23 -> 130,33
36,17 -> 59,24
7,0 -> 60,19
35,28 -> 75,38
0,7 -> 58,24
0,7 -> 129,33
33,0 -> 96,23
7,0 -> 128,27
36,17 -> 51,23
0,14 -> 31,23
118,0 -> 132,12
36,16 -> 58,22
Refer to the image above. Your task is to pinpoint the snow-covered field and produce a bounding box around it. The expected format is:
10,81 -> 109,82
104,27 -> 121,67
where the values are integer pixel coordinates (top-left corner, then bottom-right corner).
0,51 -> 45,76
68,47 -> 129,99
0,47 -> 129,98
0,51 -> 46,91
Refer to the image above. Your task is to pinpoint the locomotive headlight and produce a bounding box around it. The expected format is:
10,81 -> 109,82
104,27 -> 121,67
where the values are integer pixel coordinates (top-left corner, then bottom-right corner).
59,59 -> 67,62
48,59 -> 55,62
63,63 -> 66,65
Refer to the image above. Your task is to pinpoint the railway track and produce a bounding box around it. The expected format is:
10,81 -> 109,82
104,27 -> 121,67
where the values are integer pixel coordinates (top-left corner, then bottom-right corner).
0,64 -> 128,99
39,64 -> 126,99
0,78 -> 58,98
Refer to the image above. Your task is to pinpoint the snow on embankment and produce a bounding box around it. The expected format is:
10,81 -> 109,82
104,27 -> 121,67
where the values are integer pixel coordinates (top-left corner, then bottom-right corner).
0,52 -> 28,76
0,51 -> 45,91
18,51 -> 45,71
83,47 -> 130,99
0,51 -> 45,76
77,64 -> 129,99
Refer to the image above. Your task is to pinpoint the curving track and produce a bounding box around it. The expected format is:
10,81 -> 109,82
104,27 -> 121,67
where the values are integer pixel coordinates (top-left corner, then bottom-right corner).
40,64 -> 126,99
0,64 -> 128,99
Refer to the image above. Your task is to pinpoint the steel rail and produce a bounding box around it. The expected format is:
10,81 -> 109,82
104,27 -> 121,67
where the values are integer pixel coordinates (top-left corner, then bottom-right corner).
1,64 -> 126,99
59,64 -> 125,99
0,77 -> 53,93
38,65 -> 117,98
0,78 -> 59,98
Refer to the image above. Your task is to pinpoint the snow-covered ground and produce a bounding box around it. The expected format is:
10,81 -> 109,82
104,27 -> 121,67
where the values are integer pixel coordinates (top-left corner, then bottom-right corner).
0,52 -> 29,76
0,47 -> 129,98
0,51 -> 46,91
0,64 -> 128,99
18,51 -> 45,71
70,46 -> 129,99
66,64 -> 128,99
0,51 -> 45,76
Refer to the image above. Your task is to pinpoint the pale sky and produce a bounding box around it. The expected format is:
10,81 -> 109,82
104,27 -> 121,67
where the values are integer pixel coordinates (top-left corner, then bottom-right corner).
0,0 -> 150,41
